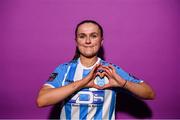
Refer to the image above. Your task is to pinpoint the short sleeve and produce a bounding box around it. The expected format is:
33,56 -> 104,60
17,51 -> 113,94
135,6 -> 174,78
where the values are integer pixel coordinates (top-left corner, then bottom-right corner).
44,63 -> 69,88
113,65 -> 144,83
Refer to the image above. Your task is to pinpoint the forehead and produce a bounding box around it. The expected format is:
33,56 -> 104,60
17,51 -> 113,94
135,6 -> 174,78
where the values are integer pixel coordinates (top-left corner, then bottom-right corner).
77,23 -> 100,34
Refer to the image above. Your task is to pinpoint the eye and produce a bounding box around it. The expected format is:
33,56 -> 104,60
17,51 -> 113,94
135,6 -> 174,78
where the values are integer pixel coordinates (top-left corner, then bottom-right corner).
78,34 -> 86,39
91,34 -> 98,39
79,35 -> 85,38
92,35 -> 97,38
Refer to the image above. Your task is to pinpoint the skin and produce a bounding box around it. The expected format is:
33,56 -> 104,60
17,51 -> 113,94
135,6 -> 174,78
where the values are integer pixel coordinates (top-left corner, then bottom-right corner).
37,23 -> 155,107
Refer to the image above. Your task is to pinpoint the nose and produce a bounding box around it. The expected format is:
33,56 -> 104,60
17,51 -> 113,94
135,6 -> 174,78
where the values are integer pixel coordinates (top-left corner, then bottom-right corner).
85,37 -> 91,44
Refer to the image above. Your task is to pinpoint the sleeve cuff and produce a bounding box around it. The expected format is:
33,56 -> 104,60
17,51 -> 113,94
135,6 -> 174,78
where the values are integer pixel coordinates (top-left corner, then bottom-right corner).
139,80 -> 144,83
44,83 -> 55,88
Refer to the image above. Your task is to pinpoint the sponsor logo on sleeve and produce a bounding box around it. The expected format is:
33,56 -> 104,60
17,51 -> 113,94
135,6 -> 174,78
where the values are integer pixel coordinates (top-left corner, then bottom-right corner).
48,73 -> 58,81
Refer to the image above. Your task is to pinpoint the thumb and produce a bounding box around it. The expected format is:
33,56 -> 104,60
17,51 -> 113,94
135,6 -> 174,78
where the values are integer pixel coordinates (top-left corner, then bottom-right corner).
90,64 -> 100,74
87,64 -> 100,80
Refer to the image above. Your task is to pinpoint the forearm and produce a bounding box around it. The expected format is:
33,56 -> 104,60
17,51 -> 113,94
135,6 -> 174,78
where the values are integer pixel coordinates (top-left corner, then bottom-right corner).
123,80 -> 155,100
37,78 -> 88,107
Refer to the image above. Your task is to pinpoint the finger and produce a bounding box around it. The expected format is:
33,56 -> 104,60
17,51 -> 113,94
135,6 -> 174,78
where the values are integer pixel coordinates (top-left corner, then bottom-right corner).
98,65 -> 107,69
100,65 -> 113,73
94,64 -> 101,71
103,68 -> 112,76
96,72 -> 104,78
101,65 -> 110,69
95,72 -> 101,78
96,72 -> 101,76
86,64 -> 100,80
90,64 -> 100,75
98,67 -> 112,77
95,85 -> 104,90
101,83 -> 111,89
103,72 -> 111,79
92,82 -> 104,90
101,72 -> 105,78
97,66 -> 104,72
108,65 -> 116,72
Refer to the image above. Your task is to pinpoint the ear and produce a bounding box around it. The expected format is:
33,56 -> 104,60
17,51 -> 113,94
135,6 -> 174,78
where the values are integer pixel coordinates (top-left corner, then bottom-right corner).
75,38 -> 78,45
101,38 -> 104,46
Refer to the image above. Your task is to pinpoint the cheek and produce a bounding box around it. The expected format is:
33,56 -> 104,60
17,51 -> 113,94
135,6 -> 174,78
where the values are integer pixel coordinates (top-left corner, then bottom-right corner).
76,41 -> 84,47
94,38 -> 102,45
76,39 -> 82,44
93,41 -> 102,48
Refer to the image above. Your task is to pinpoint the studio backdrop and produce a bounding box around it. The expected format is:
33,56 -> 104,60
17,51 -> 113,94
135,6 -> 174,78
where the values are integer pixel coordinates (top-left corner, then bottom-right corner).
0,0 -> 179,119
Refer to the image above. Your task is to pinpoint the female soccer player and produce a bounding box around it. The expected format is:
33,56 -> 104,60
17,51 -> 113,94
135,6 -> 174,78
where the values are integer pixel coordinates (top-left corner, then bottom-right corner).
37,20 -> 155,120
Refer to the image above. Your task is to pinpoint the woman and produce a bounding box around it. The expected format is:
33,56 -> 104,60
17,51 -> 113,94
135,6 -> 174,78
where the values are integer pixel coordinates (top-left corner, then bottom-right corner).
37,20 -> 155,119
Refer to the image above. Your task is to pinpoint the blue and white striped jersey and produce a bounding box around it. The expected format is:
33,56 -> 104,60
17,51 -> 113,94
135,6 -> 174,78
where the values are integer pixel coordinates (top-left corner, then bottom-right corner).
44,58 -> 143,120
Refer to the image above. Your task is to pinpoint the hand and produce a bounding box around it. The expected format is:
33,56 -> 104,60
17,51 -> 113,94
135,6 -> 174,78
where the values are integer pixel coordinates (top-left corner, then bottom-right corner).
83,64 -> 103,89
97,65 -> 126,89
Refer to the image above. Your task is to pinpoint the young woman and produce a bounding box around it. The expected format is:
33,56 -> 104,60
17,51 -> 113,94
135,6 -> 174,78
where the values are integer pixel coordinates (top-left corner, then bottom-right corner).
37,20 -> 155,120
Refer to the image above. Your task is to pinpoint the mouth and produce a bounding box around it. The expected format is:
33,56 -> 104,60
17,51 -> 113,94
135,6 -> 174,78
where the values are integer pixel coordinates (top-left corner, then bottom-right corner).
83,45 -> 94,47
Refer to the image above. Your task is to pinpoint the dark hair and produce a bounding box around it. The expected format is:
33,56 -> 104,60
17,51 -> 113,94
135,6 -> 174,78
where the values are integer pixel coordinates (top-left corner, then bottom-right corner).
72,20 -> 105,60
75,20 -> 103,38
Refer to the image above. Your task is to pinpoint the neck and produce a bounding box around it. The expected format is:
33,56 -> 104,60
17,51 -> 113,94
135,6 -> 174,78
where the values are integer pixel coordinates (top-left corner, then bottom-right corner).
79,55 -> 98,68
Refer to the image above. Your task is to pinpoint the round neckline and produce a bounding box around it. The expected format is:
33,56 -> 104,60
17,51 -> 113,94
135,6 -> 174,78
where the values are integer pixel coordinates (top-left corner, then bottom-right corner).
78,57 -> 101,69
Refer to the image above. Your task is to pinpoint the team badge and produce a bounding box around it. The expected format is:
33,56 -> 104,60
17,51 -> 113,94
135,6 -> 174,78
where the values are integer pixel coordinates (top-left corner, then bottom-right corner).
48,73 -> 58,81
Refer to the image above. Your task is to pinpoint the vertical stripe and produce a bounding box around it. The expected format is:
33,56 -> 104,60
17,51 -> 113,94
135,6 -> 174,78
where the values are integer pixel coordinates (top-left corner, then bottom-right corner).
65,63 -> 77,85
111,109 -> 115,120
79,104 -> 88,119
102,90 -> 112,119
65,104 -> 71,120
79,69 -> 91,120
62,66 -> 71,86
71,63 -> 83,119
108,90 -> 116,120
93,105 -> 103,120
86,106 -> 97,119
82,69 -> 90,78
64,62 -> 78,120
73,63 -> 83,81
60,105 -> 66,119
71,104 -> 80,119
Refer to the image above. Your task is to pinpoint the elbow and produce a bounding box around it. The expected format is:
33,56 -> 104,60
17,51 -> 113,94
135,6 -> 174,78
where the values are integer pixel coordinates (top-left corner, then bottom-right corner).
149,90 -> 156,100
144,90 -> 156,100
141,82 -> 156,100
147,86 -> 156,100
36,97 -> 47,108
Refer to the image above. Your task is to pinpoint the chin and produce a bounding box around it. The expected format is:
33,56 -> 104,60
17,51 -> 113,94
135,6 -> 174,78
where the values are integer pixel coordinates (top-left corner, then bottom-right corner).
82,52 -> 97,58
78,48 -> 99,58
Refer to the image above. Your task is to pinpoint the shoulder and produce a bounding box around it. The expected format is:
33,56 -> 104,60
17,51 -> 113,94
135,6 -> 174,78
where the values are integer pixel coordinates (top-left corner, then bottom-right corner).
55,60 -> 78,70
100,59 -> 110,66
100,59 -> 121,69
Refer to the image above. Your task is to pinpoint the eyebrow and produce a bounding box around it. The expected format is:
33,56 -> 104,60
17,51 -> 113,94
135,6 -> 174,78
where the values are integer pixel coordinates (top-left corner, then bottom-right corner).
77,32 -> 99,35
78,33 -> 86,36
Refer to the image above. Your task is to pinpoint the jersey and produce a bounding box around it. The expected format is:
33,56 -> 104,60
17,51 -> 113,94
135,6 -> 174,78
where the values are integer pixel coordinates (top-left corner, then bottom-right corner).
44,58 -> 143,120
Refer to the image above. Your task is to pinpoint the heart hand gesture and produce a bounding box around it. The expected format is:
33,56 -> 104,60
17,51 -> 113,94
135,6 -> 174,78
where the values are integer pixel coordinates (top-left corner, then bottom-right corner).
83,64 -> 104,89
83,64 -> 126,89
95,65 -> 126,89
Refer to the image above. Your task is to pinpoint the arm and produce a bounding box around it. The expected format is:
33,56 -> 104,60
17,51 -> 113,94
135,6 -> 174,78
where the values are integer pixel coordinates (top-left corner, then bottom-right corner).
120,80 -> 155,100
37,64 -> 100,107
37,78 -> 88,107
100,65 -> 155,100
